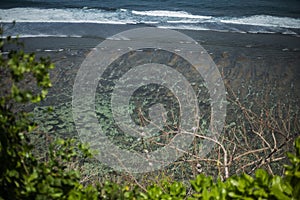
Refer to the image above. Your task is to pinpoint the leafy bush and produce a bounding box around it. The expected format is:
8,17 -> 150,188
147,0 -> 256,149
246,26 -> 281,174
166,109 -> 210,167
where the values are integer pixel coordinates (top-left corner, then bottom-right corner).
285,136 -> 300,198
0,33 -> 98,199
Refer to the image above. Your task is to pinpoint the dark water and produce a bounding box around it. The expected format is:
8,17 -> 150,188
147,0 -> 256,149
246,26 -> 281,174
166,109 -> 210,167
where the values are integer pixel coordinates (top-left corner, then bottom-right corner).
1,0 -> 300,36
1,0 -> 300,18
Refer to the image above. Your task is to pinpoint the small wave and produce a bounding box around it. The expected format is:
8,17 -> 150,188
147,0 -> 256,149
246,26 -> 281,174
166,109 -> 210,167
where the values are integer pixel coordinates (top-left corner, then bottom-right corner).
44,49 -> 64,52
141,21 -> 159,24
220,15 -> 300,29
282,30 -> 297,35
1,8 -> 299,29
132,10 -> 212,19
166,20 -> 203,24
157,25 -> 211,31
0,7 -> 299,36
0,7 -> 137,24
247,30 -> 276,34
1,34 -> 82,38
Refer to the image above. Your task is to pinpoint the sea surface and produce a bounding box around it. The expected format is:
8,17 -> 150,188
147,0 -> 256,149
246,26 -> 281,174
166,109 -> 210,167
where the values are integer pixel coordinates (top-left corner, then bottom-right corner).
1,0 -> 300,37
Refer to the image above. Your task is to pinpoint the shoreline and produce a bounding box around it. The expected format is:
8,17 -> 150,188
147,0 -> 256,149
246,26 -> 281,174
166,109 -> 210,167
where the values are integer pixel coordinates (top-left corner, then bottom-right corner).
7,27 -> 297,116
16,27 -> 300,53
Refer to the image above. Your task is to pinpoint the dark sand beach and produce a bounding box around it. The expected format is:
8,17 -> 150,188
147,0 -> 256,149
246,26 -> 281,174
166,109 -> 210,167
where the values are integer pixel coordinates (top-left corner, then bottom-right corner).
18,26 -> 300,109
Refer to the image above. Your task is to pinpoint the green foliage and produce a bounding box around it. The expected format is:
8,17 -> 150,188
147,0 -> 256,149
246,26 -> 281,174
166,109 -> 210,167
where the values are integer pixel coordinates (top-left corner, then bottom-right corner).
223,170 -> 292,200
143,181 -> 186,200
189,175 -> 226,200
0,33 -> 98,199
285,137 -> 300,198
96,181 -> 141,200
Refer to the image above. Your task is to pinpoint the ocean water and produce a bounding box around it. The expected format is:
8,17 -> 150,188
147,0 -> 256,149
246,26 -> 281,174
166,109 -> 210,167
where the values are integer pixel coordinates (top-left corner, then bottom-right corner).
0,0 -> 300,37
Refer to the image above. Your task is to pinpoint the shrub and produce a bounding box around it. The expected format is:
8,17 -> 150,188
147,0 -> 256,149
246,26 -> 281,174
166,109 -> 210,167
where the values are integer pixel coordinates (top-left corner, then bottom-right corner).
0,32 -> 98,199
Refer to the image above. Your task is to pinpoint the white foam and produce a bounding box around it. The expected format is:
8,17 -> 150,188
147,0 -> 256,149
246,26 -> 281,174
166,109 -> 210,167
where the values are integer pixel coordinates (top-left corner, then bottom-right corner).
142,21 -> 159,24
1,34 -> 82,38
106,35 -> 131,41
157,25 -> 210,31
132,10 -> 212,19
0,8 -> 299,36
1,8 -> 299,30
220,15 -> 300,29
247,30 -> 276,34
166,19 -> 203,24
42,48 -> 65,52
282,30 -> 297,35
0,8 -> 137,24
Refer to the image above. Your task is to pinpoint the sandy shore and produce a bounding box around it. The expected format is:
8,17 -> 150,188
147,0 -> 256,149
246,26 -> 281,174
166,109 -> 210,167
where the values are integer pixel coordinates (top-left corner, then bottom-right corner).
15,28 -> 299,108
